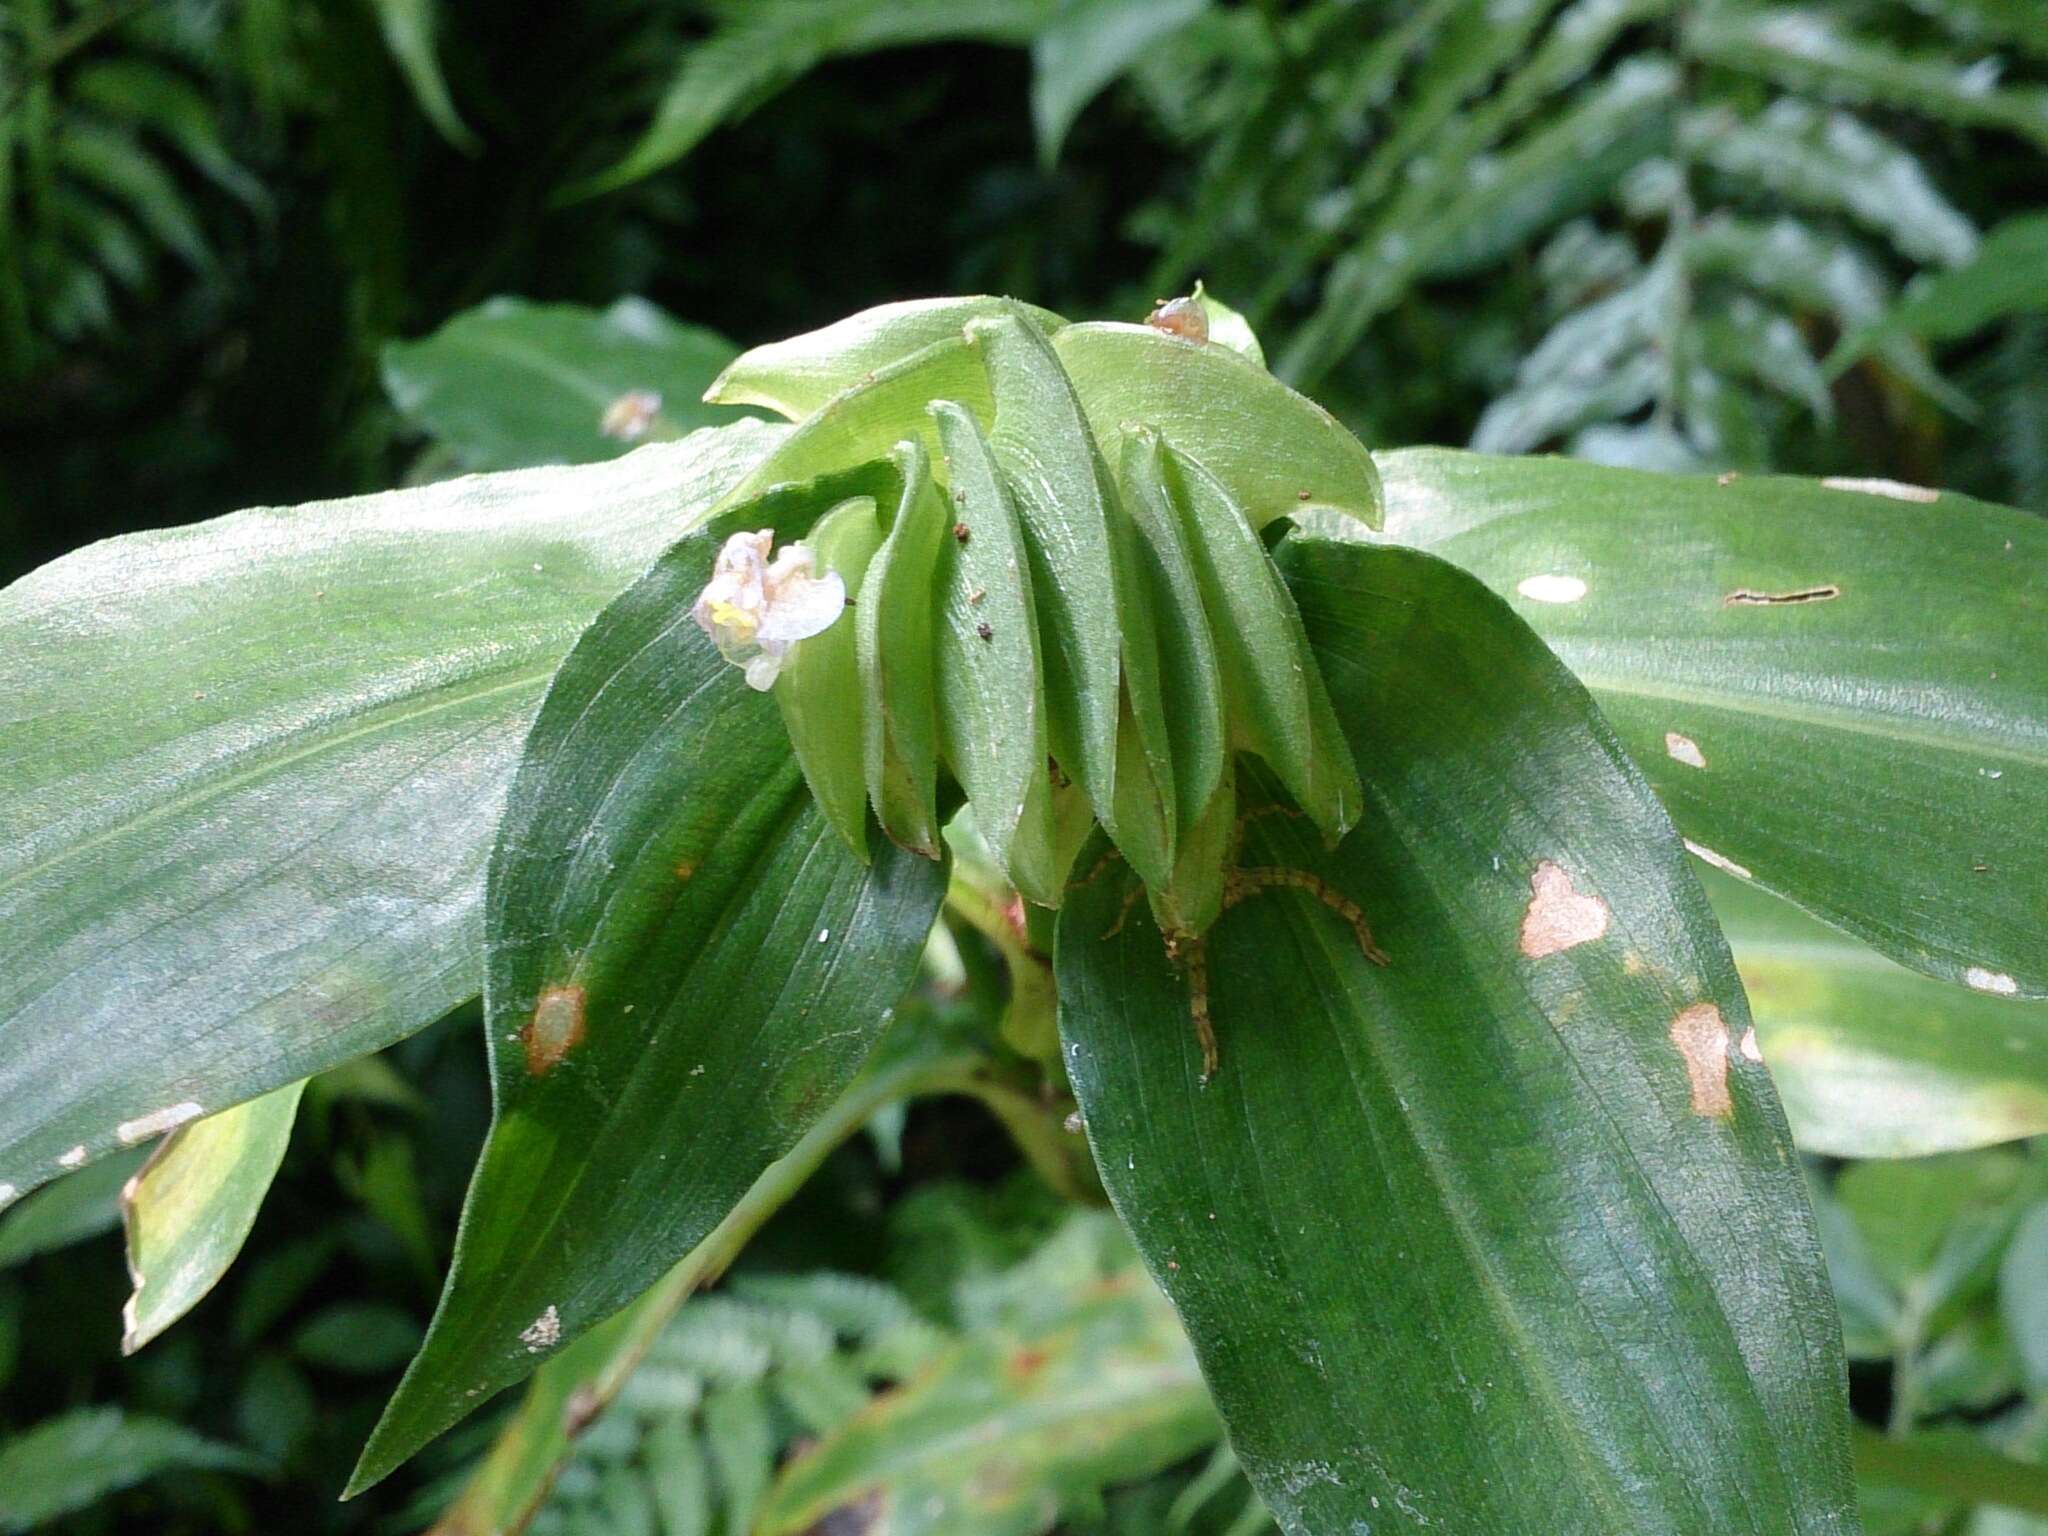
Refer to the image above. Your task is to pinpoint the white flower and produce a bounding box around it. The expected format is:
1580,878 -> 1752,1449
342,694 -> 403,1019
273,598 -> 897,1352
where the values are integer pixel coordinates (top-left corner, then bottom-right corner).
691,529 -> 846,690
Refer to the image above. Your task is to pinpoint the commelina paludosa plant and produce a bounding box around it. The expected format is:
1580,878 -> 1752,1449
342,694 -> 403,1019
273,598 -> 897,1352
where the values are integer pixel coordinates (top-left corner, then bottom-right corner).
2,291 -> 2043,1534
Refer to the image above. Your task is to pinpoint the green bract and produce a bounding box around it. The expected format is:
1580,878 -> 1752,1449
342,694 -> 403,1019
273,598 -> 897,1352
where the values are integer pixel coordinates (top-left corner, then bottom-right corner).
697,295 -> 1381,943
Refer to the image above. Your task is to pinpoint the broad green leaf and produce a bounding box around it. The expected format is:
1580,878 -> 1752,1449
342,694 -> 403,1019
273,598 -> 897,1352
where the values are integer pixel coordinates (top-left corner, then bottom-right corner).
431,1017 -> 990,1536
707,297 -> 1065,421
382,297 -> 744,470
1051,321 -> 1383,528
0,419 -> 783,1204
0,1147 -> 148,1267
349,504 -> 946,1494
776,495 -> 885,859
0,1408 -> 265,1534
974,315 -> 1129,866
1155,442 -> 1357,844
1030,0 -> 1208,167
754,1219 -> 1216,1535
1704,870 -> 2048,1158
119,1080 -> 305,1354
1058,540 -> 1856,1533
930,402 -> 1062,902
1832,213 -> 2048,369
1352,448 -> 2048,998
856,443 -> 949,856
366,0 -> 480,152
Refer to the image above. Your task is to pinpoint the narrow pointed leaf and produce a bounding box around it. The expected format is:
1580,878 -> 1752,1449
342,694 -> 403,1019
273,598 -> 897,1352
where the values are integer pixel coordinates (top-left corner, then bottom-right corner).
0,420 -> 782,1204
1116,427 -> 1227,843
1052,322 -> 1382,528
1058,540 -> 1857,1534
856,443 -> 949,856
1160,444 -> 1357,842
120,1080 -> 305,1354
708,297 -> 1065,421
350,510 -> 946,1493
929,402 -> 1061,902
775,495 -> 884,860
1357,449 -> 2048,997
1704,869 -> 2048,1158
973,315 -> 1126,856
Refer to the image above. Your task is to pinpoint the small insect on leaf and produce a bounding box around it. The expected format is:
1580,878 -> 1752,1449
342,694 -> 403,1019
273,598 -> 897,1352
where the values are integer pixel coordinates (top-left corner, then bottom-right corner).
1147,296 -> 1209,344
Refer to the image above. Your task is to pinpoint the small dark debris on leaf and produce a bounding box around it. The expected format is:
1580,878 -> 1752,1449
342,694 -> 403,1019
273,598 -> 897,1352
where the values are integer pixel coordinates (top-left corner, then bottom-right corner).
976,621 -> 993,641
953,521 -> 971,544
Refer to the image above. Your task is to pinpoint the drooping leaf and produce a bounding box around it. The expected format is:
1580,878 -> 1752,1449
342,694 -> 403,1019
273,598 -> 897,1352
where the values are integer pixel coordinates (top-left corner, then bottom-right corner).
1058,539 -> 1857,1533
0,1409 -> 265,1534
1705,869 -> 2048,1158
570,0 -> 1056,200
382,297 -> 744,470
754,1215 -> 1217,1535
0,419 -> 783,1204
366,0 -> 480,152
1348,448 -> 2048,998
1030,0 -> 1208,167
349,497 -> 946,1493
119,1080 -> 305,1354
1051,321 -> 1383,528
707,296 -> 1065,422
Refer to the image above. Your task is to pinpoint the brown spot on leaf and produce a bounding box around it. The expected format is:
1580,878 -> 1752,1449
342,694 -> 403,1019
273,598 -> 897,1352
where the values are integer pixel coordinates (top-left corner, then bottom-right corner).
1008,1346 -> 1050,1381
522,987 -> 586,1075
1723,585 -> 1840,606
1519,861 -> 1610,958
675,858 -> 697,882
1670,1003 -> 1733,1117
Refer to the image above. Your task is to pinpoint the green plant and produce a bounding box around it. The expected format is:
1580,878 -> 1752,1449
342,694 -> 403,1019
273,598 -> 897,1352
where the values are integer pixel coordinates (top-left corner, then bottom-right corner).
3,288 -> 2046,1534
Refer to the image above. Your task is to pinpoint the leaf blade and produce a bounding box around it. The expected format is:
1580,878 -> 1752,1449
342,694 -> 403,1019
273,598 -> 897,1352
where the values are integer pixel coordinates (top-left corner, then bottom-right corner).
349,509 -> 945,1493
0,421 -> 783,1204
1057,539 -> 1857,1534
